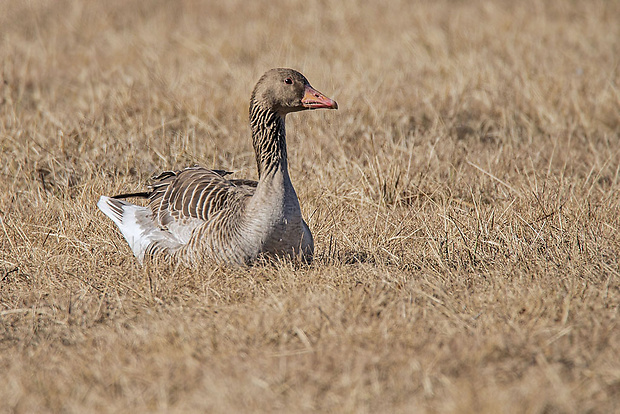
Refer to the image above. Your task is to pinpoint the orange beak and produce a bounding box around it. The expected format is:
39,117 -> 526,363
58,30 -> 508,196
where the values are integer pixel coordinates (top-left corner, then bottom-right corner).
302,85 -> 338,110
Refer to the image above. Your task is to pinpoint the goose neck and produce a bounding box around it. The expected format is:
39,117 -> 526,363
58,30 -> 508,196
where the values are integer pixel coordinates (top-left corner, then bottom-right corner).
250,102 -> 289,179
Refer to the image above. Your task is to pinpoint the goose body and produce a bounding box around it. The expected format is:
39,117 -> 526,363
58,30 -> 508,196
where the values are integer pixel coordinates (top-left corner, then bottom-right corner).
98,68 -> 337,265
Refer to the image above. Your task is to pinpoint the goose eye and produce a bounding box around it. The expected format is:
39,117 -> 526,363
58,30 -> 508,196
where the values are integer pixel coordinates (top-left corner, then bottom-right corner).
284,78 -> 293,85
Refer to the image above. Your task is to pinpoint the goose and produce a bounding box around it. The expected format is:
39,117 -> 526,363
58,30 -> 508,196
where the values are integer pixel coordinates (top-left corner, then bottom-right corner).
98,68 -> 338,265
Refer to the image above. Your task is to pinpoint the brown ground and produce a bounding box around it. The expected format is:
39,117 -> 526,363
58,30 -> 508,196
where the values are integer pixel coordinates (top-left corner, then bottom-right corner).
1,0 -> 619,413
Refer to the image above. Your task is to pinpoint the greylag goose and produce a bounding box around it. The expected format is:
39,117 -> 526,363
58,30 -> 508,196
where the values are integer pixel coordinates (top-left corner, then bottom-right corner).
98,68 -> 337,265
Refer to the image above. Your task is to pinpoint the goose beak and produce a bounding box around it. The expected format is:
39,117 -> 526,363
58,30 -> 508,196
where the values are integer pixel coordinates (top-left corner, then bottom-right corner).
302,85 -> 338,110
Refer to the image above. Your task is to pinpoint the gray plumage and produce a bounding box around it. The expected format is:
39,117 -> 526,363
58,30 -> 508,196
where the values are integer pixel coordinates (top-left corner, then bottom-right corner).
98,68 -> 338,265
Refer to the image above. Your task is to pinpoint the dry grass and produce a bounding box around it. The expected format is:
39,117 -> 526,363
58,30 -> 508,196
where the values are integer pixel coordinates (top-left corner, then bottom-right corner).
1,0 -> 619,412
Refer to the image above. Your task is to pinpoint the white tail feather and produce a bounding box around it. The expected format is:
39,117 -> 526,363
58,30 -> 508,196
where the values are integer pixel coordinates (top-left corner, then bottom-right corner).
97,196 -> 181,262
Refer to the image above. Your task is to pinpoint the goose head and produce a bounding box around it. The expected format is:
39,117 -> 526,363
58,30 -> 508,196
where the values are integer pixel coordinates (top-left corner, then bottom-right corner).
251,68 -> 338,116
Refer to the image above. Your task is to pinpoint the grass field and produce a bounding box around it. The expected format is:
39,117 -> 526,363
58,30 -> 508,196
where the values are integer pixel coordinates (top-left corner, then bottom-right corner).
1,0 -> 619,412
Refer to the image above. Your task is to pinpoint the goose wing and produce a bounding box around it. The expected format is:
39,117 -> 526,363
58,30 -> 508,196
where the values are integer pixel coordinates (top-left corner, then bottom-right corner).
147,166 -> 256,241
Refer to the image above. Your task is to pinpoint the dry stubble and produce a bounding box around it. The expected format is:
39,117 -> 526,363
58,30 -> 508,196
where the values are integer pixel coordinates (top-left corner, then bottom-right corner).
1,0 -> 619,413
